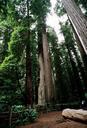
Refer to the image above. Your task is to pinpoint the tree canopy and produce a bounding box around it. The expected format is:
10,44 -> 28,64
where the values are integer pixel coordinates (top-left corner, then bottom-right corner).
0,0 -> 87,127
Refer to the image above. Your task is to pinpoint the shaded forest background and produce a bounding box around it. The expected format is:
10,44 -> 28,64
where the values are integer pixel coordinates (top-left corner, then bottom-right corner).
0,0 -> 87,111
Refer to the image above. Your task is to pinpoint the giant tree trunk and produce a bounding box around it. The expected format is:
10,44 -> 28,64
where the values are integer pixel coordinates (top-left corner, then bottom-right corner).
66,44 -> 84,100
62,0 -> 87,54
25,0 -> 32,106
68,18 -> 87,92
42,25 -> 54,104
38,53 -> 46,105
26,39 -> 32,106
38,29 -> 46,106
72,43 -> 87,92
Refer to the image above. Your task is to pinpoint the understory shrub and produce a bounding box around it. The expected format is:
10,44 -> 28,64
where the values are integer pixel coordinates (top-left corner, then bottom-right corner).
12,105 -> 38,127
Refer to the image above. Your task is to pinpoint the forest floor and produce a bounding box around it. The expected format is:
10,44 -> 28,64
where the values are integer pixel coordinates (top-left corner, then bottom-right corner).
17,111 -> 87,128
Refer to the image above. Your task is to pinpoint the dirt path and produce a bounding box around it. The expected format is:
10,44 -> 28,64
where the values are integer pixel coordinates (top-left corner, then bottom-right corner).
18,111 -> 87,128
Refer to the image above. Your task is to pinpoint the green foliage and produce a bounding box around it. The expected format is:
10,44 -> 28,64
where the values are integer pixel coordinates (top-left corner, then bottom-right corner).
47,27 -> 72,103
60,21 -> 75,46
0,0 -> 57,113
0,54 -> 25,108
0,99 -> 9,112
0,0 -> 7,17
60,21 -> 86,101
75,0 -> 87,15
0,20 -> 11,31
31,0 -> 51,19
0,55 -> 17,68
0,0 -> 86,111
12,105 -> 38,126
55,0 -> 66,17
8,26 -> 26,60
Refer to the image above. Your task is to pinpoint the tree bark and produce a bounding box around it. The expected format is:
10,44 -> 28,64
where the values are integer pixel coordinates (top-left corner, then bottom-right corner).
38,53 -> 46,105
66,44 -> 84,100
38,29 -> 46,106
42,24 -> 54,104
62,0 -> 87,54
68,17 -> 87,92
25,0 -> 32,106
68,15 -> 87,71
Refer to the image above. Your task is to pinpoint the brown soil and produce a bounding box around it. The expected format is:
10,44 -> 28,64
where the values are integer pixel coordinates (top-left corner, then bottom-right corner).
17,111 -> 87,128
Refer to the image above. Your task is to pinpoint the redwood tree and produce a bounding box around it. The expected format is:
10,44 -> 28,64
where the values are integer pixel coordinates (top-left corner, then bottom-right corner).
61,0 -> 87,55
42,23 -> 54,104
26,0 -> 32,106
31,0 -> 54,105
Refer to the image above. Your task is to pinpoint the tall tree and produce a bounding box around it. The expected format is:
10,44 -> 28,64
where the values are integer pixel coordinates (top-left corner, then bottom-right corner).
31,0 -> 54,105
25,0 -> 32,106
47,28 -> 72,103
61,0 -> 87,55
60,22 -> 85,101
42,23 -> 54,104
38,27 -> 46,105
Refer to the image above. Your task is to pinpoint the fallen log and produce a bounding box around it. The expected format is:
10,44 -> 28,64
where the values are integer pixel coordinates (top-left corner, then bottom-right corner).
62,109 -> 87,122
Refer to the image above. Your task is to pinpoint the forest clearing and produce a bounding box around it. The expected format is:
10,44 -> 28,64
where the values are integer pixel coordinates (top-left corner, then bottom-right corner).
0,0 -> 87,128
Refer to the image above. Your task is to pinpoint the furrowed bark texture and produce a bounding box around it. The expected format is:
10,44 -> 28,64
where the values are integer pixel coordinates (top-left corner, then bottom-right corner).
62,0 -> 87,54
42,26 -> 54,104
38,53 -> 46,105
26,0 -> 32,106
38,30 -> 46,106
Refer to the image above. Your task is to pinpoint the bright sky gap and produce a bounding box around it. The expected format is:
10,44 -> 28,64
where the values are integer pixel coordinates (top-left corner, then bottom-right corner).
46,0 -> 67,43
